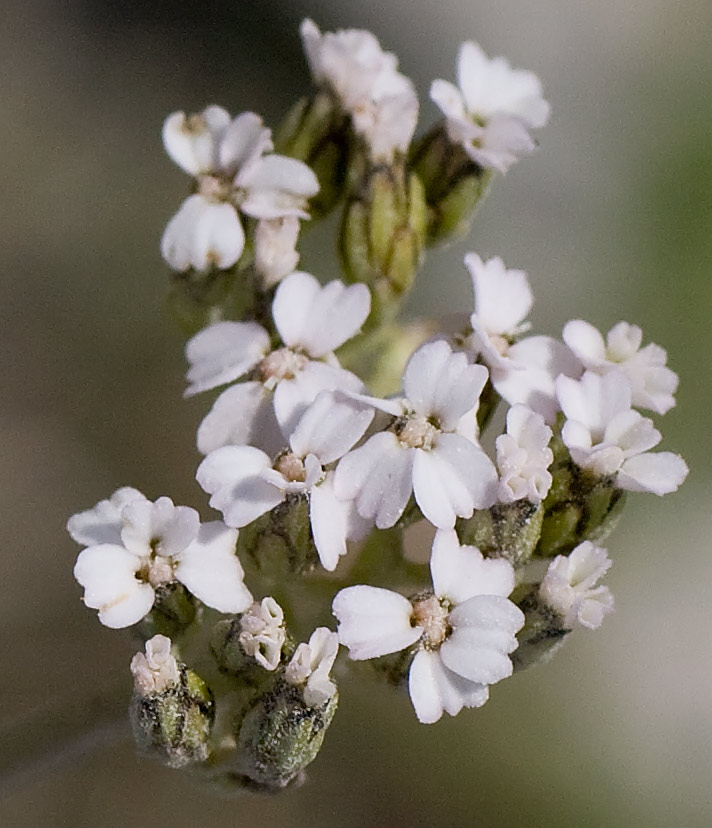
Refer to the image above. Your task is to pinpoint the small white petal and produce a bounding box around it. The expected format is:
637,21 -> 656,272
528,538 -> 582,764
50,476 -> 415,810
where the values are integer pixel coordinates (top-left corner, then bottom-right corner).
184,320 -> 270,397
162,106 -> 231,175
289,390 -> 374,464
174,522 -> 252,613
617,452 -> 689,495
334,432 -> 415,529
332,585 -> 421,660
430,78 -> 467,121
161,195 -> 245,273
67,487 -> 147,546
218,111 -> 273,175
430,530 -> 515,604
465,253 -> 533,335
238,155 -> 319,220
408,649 -> 489,724
309,473 -> 351,571
563,319 -> 607,366
120,497 -> 200,559
196,381 -> 284,457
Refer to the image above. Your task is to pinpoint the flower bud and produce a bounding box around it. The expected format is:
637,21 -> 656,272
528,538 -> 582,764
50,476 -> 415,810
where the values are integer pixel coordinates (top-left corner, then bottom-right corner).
234,680 -> 338,789
339,159 -> 426,325
457,500 -> 544,569
410,123 -> 493,244
536,437 -> 626,558
129,635 -> 214,768
136,581 -> 197,640
275,92 -> 350,219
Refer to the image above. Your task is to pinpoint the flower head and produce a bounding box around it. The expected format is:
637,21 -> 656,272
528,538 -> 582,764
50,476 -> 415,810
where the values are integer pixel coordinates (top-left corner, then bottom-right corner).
333,530 -> 524,723
161,107 -> 318,271
431,41 -> 550,173
539,541 -> 614,630
563,319 -> 678,415
334,339 -> 498,529
69,489 -> 252,628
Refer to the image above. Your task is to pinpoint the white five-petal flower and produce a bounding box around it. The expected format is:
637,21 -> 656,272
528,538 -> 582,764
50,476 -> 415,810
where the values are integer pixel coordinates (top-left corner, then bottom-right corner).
334,339 -> 498,530
300,19 -> 418,163
563,319 -> 678,415
186,271 -> 371,456
556,371 -> 689,495
333,530 -> 524,723
431,41 -> 550,173
496,405 -> 553,503
69,489 -> 253,628
197,391 -> 373,571
161,107 -> 318,272
539,541 -> 614,630
464,253 -> 581,423
285,627 -> 339,707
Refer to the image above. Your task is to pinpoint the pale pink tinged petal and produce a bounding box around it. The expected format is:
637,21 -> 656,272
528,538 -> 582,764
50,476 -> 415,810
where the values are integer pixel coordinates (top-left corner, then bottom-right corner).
66,487 -> 147,546
218,111 -> 272,175
289,390 -> 374,464
464,253 -> 533,334
274,361 -> 364,439
184,320 -> 270,397
604,410 -> 661,456
606,321 -> 642,360
309,474 -> 351,571
196,381 -> 283,457
334,432 -> 415,529
617,452 -> 689,495
563,320 -> 607,367
271,271 -> 322,347
297,281 -> 371,356
332,585 -> 420,660
413,434 -> 497,528
429,79 -> 467,120
162,106 -> 231,175
408,650 -> 489,724
430,530 -> 514,603
174,522 -> 253,613
161,195 -> 245,273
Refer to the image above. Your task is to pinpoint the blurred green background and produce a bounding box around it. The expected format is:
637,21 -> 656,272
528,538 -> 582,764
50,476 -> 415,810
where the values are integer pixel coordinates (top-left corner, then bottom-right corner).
2,1 -> 711,825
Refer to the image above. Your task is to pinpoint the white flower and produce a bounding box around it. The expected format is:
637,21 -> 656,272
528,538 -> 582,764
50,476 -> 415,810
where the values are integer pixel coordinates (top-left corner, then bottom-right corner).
161,108 -> 318,272
496,405 -> 553,503
187,271 -> 370,455
332,530 -> 524,723
430,41 -> 550,173
563,319 -> 678,415
464,252 -> 581,423
197,391 -> 374,572
238,597 -> 286,671
130,635 -> 180,696
300,19 -> 418,162
556,371 -> 689,495
285,627 -> 339,707
254,216 -> 300,288
334,340 -> 498,530
539,542 -> 614,630
69,490 -> 253,628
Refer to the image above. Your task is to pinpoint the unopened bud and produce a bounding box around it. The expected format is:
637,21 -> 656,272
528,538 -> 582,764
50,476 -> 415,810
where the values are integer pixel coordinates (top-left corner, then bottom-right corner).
129,635 -> 214,768
458,500 -> 544,569
339,159 -> 426,325
136,581 -> 197,640
234,680 -> 338,789
410,123 -> 493,244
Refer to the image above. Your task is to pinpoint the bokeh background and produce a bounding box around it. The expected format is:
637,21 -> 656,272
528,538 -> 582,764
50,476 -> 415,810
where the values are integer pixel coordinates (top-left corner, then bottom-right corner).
2,1 -> 711,825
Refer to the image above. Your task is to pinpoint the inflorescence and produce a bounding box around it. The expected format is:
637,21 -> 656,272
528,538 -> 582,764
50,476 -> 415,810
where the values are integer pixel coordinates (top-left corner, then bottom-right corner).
67,20 -> 688,793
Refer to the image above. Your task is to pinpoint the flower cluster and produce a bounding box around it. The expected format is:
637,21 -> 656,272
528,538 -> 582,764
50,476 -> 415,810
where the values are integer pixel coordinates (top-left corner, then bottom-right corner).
68,18 -> 689,792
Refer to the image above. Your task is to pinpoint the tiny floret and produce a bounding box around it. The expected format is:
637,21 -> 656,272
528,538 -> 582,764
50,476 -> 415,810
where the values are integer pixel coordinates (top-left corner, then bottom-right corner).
539,542 -> 614,630
285,627 -> 339,707
131,635 -> 181,696
431,41 -> 550,173
496,404 -> 553,503
238,597 -> 286,671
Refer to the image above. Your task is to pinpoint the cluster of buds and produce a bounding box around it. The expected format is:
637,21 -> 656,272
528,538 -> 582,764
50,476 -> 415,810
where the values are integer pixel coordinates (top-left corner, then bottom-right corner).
67,19 -> 688,792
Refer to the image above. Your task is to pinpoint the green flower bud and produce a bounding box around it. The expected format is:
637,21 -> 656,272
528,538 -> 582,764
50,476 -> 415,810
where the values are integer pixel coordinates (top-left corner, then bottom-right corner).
410,123 -> 493,245
237,494 -> 319,578
136,581 -> 197,641
130,635 -> 214,768
536,436 -> 626,558
234,680 -> 338,789
510,585 -> 570,672
275,92 -> 350,219
457,501 -> 545,569
339,159 -> 426,325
